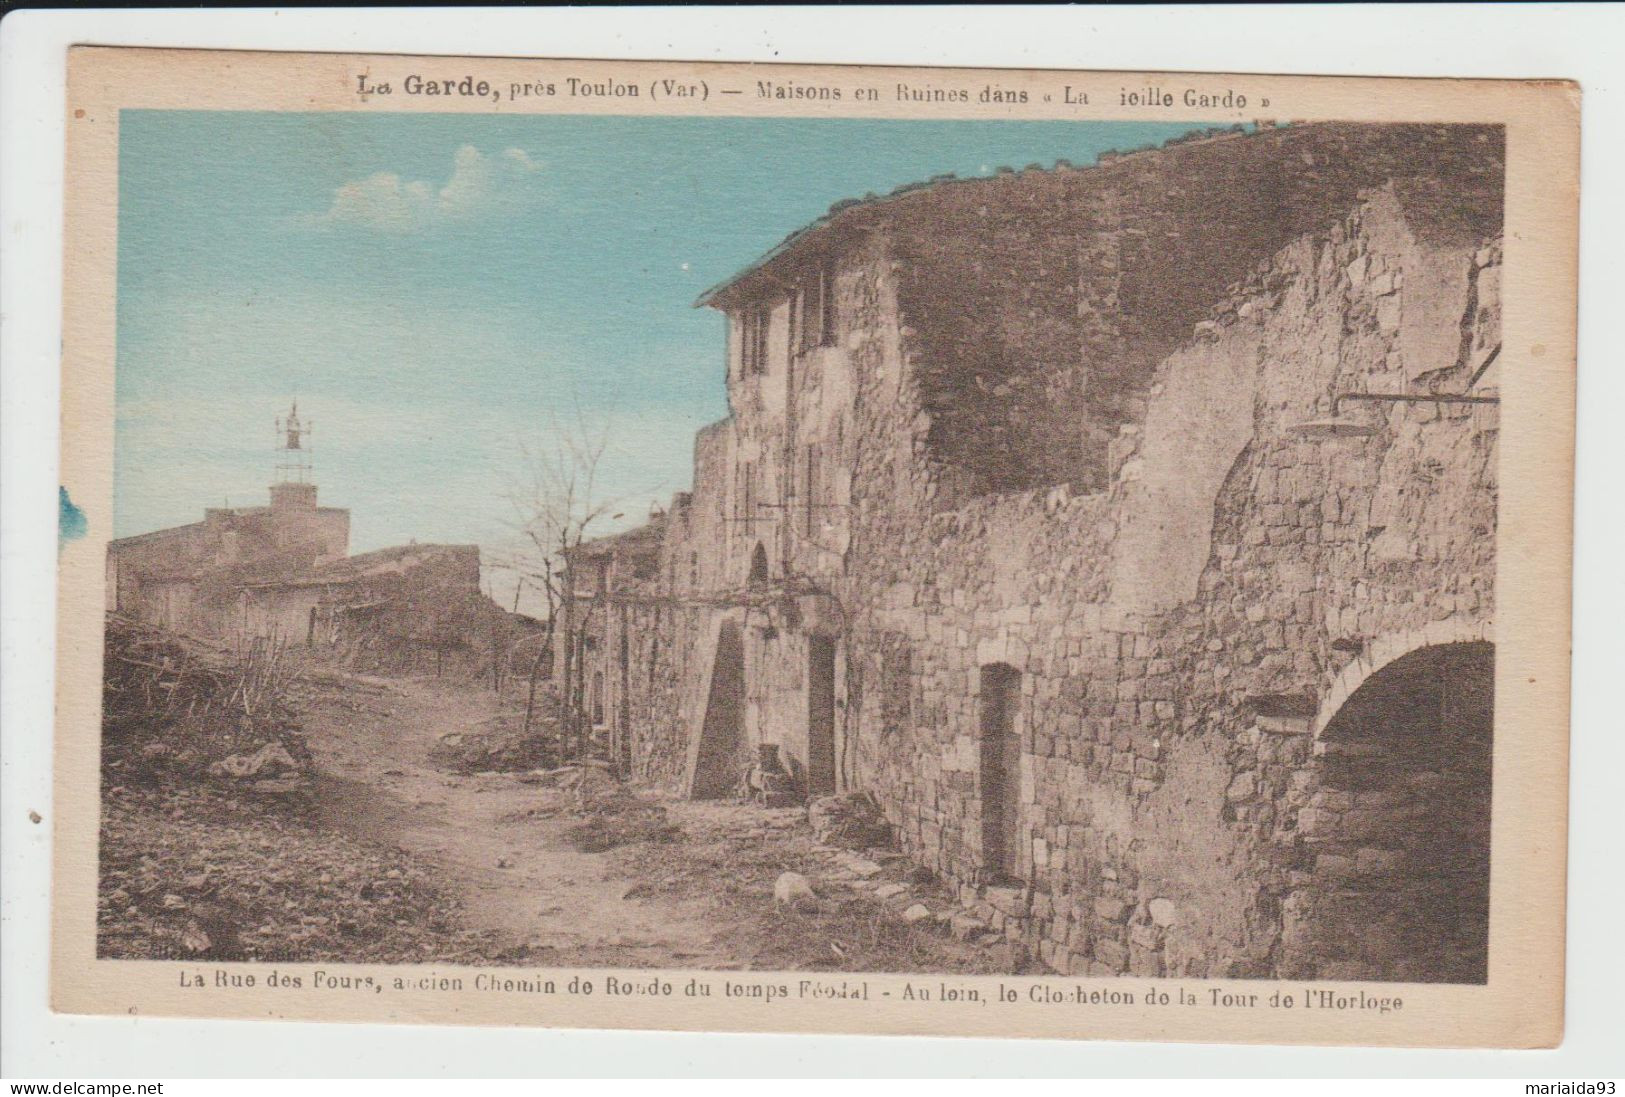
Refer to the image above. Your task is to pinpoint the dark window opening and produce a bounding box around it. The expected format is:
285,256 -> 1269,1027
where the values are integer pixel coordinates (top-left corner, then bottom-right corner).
740,306 -> 770,375
804,443 -> 821,536
794,263 -> 839,356
881,644 -> 913,740
749,542 -> 770,584
737,460 -> 758,524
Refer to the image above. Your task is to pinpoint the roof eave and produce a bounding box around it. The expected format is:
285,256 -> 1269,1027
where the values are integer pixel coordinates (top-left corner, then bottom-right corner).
692,208 -> 873,311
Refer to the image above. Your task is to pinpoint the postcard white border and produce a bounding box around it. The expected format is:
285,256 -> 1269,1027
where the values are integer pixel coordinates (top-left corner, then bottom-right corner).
4,4 -> 1623,1079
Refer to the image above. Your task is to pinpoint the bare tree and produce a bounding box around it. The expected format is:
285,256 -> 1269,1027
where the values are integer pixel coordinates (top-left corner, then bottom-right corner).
504,407 -> 622,761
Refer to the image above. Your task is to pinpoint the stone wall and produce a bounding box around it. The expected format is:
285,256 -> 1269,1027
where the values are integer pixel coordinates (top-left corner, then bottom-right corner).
107,494 -> 351,633
885,122 -> 1503,495
838,186 -> 1499,978
602,124 -> 1502,981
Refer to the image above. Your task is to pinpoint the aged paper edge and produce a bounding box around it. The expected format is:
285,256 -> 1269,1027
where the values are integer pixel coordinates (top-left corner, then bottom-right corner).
52,46 -> 1579,1047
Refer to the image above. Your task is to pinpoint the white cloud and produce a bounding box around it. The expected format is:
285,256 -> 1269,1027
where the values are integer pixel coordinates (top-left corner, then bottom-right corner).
501,147 -> 544,174
297,145 -> 546,233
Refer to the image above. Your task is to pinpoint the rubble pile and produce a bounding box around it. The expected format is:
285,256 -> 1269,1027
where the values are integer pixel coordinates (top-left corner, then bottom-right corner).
808,792 -> 894,850
740,744 -> 800,808
611,801 -> 1007,974
103,616 -> 234,724
101,615 -> 313,794
564,781 -> 682,852
430,707 -> 560,775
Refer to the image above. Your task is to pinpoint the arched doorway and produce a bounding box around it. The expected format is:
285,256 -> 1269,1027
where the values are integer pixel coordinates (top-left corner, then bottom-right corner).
1283,641 -> 1493,983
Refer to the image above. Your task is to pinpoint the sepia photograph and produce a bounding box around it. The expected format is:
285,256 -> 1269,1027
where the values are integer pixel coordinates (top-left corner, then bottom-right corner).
97,110 -> 1503,985
41,47 -> 1577,1048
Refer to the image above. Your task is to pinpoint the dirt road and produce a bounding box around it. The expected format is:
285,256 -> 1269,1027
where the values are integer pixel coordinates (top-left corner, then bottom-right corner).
97,625 -> 1002,971
299,675 -> 730,968
291,670 -> 1009,974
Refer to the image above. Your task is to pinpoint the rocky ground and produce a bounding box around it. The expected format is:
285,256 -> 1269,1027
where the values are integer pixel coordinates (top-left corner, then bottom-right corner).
97,783 -> 506,964
98,626 -> 1022,973
613,800 -> 1019,973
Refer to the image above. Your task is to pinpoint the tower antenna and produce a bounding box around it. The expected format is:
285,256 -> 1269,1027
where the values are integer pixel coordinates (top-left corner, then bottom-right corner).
274,399 -> 314,485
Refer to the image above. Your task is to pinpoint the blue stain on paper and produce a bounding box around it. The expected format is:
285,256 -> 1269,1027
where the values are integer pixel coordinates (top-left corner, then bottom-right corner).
59,486 -> 88,549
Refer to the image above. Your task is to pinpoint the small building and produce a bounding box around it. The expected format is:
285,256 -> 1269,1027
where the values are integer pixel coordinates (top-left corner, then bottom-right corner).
558,510 -> 668,773
106,403 -> 349,632
238,542 -> 497,675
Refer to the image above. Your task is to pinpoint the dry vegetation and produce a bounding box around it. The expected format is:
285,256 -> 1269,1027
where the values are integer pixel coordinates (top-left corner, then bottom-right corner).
614,803 -> 1025,975
98,616 -> 501,963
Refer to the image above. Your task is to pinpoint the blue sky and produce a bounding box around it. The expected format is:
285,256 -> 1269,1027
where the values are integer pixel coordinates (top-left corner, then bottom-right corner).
115,111 -> 1204,608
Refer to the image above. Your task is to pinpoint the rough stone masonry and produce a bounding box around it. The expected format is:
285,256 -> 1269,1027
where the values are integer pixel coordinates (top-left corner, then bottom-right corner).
575,122 -> 1503,983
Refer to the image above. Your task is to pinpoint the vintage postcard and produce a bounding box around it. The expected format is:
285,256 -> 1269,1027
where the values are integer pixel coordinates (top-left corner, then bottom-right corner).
53,47 -> 1577,1046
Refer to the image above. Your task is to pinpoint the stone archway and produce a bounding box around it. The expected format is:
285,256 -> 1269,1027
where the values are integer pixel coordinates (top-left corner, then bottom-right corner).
1313,621 -> 1491,739
1281,639 -> 1493,983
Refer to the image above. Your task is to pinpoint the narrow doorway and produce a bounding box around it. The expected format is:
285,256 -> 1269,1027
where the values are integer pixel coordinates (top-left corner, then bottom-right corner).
979,662 -> 1023,883
807,636 -> 837,797
616,626 -> 632,777
690,621 -> 746,799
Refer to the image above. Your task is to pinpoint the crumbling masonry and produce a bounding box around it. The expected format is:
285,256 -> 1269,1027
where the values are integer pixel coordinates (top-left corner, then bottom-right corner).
107,406 -> 517,676
577,122 -> 1503,983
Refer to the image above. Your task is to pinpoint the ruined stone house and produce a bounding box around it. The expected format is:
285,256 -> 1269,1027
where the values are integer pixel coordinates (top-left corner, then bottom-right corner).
573,122 -> 1504,983
105,477 -> 350,633
107,404 -> 514,674
556,511 -> 667,769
